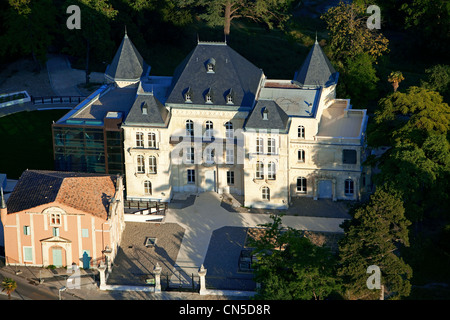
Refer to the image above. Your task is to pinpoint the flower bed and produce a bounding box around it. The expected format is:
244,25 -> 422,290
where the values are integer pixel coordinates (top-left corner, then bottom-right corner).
0,91 -> 31,108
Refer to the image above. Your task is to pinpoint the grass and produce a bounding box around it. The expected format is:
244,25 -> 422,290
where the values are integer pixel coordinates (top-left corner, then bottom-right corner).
0,109 -> 68,179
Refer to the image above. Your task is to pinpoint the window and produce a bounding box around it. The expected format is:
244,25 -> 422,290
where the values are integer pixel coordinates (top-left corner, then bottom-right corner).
296,177 -> 307,193
298,149 -> 305,162
136,132 -> 144,147
298,125 -> 305,139
256,161 -> 264,179
23,247 -> 33,262
50,213 -> 61,225
148,133 -> 156,148
225,122 -> 233,139
267,162 -> 276,180
144,181 -> 152,195
149,156 -> 157,174
262,107 -> 269,120
82,229 -> 89,238
227,94 -> 233,104
186,147 -> 195,164
205,121 -> 213,138
345,179 -> 354,195
226,148 -> 234,164
206,148 -> 215,163
256,138 -> 263,154
186,120 -> 194,136
145,237 -> 157,247
23,226 -> 31,235
185,88 -> 192,102
267,138 -> 276,154
206,94 -> 213,103
343,149 -> 357,164
262,187 -> 270,201
227,171 -> 235,185
137,155 -> 145,173
187,169 -> 195,184
53,227 -> 60,237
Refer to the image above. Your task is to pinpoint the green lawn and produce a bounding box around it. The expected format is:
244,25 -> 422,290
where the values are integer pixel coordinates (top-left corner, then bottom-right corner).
0,109 -> 68,179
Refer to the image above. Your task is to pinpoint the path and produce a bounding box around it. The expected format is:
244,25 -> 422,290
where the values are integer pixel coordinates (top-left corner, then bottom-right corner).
164,192 -> 346,286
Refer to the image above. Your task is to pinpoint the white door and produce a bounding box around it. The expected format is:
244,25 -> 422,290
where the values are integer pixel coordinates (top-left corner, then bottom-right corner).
204,170 -> 216,192
318,180 -> 332,199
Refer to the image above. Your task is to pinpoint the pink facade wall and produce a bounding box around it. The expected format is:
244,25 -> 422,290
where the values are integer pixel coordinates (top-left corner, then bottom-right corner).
1,202 -> 113,268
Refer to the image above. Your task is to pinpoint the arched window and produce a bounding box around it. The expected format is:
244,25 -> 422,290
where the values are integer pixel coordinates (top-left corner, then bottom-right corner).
345,179 -> 354,195
298,125 -> 305,139
137,155 -> 145,173
296,177 -> 307,193
256,161 -> 264,179
148,133 -> 156,149
298,149 -> 305,162
136,132 -> 144,147
262,187 -> 270,201
225,122 -> 233,138
267,162 -> 276,180
144,181 -> 152,195
149,156 -> 157,174
205,121 -> 213,138
186,120 -> 194,136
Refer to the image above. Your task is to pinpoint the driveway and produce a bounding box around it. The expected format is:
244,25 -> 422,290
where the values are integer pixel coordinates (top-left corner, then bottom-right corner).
164,192 -> 347,287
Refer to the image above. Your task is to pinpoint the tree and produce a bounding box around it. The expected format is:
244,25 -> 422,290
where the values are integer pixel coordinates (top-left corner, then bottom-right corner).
1,278 -> 17,300
249,215 -> 341,300
421,64 -> 450,103
321,1 -> 389,64
0,0 -> 57,70
62,0 -> 118,84
337,188 -> 412,300
178,0 -> 294,35
388,71 -> 405,92
340,52 -> 379,107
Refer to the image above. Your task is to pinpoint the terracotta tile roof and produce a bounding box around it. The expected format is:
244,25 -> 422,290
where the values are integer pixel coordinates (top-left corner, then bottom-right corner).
6,170 -> 117,219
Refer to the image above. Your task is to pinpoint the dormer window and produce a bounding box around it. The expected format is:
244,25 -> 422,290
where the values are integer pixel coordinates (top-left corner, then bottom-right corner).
205,88 -> 213,104
206,58 -> 216,73
226,89 -> 233,104
142,102 -> 148,115
262,107 -> 269,120
184,87 -> 192,103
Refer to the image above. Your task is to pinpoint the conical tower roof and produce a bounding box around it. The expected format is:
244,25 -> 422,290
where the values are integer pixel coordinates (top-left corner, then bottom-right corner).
106,31 -> 147,81
294,40 -> 338,88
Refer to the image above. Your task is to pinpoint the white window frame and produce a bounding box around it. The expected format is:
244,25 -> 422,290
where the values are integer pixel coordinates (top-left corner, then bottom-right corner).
205,121 -> 213,138
298,149 -> 305,162
136,132 -> 144,147
81,228 -> 89,238
296,177 -> 307,193
186,120 -> 194,136
256,138 -> 263,154
23,247 -> 33,262
298,125 -> 305,139
187,169 -> 195,184
345,179 -> 354,195
262,187 -> 270,201
137,155 -> 145,173
256,161 -> 264,179
267,162 -> 276,180
148,132 -> 157,149
53,227 -> 60,237
149,156 -> 157,174
267,138 -> 276,154
227,171 -> 235,185
205,148 -> 215,164
23,226 -> 31,235
50,213 -> 61,226
186,147 -> 195,164
144,180 -> 152,195
225,122 -> 233,139
226,148 -> 234,164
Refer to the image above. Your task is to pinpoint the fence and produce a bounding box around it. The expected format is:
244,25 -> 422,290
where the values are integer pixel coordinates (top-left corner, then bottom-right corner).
31,96 -> 86,105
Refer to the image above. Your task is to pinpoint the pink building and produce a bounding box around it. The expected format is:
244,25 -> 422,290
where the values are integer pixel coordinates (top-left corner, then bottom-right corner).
0,170 -> 125,269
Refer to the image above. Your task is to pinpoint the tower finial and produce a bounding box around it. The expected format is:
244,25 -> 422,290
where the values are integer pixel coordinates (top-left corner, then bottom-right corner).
315,31 -> 318,44
124,25 -> 128,37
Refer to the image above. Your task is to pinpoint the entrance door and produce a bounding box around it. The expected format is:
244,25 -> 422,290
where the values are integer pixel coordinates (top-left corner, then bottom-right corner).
318,180 -> 333,199
204,170 -> 216,192
52,248 -> 63,267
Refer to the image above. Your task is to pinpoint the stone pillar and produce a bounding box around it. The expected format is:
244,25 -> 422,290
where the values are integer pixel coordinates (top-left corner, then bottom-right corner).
198,264 -> 207,295
103,246 -> 112,271
153,263 -> 162,293
98,263 -> 107,290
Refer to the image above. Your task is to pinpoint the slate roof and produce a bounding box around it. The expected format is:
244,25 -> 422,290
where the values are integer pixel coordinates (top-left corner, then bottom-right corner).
166,42 -> 264,108
123,93 -> 169,127
245,100 -> 289,132
294,40 -> 338,88
6,170 -> 117,219
105,33 -> 148,81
